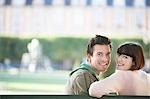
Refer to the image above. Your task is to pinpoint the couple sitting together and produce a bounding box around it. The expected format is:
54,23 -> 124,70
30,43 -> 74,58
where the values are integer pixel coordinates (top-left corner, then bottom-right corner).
65,35 -> 150,98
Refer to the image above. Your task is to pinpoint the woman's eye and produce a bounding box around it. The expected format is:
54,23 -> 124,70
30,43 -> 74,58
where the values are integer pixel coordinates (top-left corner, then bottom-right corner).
123,55 -> 128,59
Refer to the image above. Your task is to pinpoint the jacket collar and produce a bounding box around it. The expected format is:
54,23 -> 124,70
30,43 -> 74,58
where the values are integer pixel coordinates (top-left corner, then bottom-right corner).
80,63 -> 97,76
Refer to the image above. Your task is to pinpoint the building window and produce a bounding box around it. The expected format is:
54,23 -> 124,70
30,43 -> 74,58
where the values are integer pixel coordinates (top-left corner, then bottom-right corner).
107,0 -> 113,6
125,0 -> 134,7
136,13 -> 145,28
5,0 -> 11,5
33,0 -> 44,6
65,0 -> 71,6
26,0 -> 32,6
0,0 -> 5,6
86,0 -> 92,6
72,0 -> 86,6
0,10 -> 4,32
72,10 -> 84,28
135,0 -> 145,7
72,0 -> 79,6
45,0 -> 53,6
12,10 -> 22,34
53,0 -> 64,6
146,0 -> 150,7
92,0 -> 106,6
114,0 -> 125,7
12,0 -> 25,6
93,11 -> 104,28
114,12 -> 125,28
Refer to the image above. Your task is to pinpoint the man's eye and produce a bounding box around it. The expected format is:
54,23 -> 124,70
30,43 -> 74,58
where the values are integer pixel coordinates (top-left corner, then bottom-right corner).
98,53 -> 102,56
107,53 -> 110,56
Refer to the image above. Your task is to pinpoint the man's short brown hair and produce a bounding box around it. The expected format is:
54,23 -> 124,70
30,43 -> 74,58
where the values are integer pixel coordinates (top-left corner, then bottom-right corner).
87,35 -> 112,56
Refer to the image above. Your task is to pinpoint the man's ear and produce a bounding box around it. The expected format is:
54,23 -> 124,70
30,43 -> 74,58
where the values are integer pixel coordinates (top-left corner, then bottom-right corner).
86,54 -> 91,62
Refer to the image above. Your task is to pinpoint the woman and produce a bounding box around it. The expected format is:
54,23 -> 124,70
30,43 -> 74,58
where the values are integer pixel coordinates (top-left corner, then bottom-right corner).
89,42 -> 150,98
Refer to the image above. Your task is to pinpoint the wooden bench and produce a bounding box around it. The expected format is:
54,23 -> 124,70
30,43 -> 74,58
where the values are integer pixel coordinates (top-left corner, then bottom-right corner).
0,95 -> 149,99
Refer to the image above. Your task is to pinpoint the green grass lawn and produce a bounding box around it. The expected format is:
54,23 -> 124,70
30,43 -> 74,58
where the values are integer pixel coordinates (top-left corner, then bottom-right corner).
0,70 -> 70,94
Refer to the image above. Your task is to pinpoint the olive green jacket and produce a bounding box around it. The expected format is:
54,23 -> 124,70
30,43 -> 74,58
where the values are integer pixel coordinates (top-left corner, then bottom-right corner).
65,63 -> 99,95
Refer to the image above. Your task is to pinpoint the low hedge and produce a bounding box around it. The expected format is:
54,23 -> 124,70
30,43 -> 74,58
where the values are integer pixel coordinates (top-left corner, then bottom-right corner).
0,37 -> 149,74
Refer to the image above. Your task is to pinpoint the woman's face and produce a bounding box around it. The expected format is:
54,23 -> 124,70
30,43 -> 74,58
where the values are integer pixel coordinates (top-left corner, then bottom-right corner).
116,54 -> 134,70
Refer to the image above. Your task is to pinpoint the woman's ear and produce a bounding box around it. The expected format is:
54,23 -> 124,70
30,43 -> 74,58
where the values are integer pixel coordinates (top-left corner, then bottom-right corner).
132,61 -> 135,66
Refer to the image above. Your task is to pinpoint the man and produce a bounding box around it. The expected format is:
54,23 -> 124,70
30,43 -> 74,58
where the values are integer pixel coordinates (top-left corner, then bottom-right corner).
65,35 -> 112,95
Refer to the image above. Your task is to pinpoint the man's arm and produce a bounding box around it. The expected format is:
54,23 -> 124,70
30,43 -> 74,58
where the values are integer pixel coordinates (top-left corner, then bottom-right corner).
73,73 -> 92,95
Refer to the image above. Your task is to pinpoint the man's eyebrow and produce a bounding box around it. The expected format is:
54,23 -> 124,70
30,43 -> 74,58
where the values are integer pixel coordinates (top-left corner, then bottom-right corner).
106,52 -> 111,55
97,52 -> 103,53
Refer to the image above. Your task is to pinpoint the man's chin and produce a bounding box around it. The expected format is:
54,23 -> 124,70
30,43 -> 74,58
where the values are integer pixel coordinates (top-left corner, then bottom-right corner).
99,68 -> 108,73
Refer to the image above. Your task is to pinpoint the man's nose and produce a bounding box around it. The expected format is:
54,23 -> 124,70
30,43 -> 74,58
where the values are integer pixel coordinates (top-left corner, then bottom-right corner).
102,55 -> 109,62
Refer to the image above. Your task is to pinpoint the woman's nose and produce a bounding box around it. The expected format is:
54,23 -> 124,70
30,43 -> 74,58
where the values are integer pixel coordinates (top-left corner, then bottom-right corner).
117,56 -> 122,62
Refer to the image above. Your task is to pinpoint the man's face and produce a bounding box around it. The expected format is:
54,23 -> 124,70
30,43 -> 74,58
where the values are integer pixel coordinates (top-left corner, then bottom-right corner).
87,44 -> 111,74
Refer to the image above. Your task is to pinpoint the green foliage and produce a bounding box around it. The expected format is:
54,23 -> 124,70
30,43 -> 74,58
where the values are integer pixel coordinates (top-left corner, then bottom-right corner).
0,37 -> 88,64
0,37 -> 149,73
49,37 -> 88,62
0,37 -> 24,62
